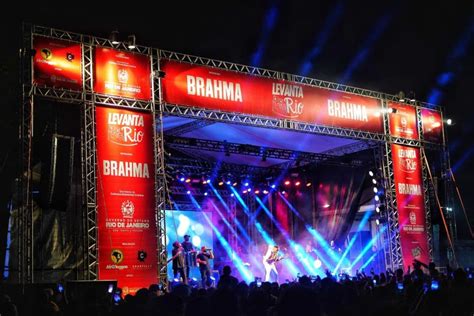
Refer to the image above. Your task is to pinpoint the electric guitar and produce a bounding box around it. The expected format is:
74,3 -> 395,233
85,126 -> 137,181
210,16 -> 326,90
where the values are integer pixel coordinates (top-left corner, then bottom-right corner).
265,255 -> 286,264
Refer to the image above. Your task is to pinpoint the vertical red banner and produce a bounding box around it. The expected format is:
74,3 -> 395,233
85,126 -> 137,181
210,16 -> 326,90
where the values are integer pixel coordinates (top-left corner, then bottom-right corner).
388,102 -> 419,140
391,144 -> 430,271
33,36 -> 82,90
421,108 -> 443,143
96,106 -> 157,295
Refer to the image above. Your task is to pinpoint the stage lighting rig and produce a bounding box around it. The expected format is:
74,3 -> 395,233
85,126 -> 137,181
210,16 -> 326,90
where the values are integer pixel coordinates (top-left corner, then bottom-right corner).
127,35 -> 136,49
109,30 -> 120,44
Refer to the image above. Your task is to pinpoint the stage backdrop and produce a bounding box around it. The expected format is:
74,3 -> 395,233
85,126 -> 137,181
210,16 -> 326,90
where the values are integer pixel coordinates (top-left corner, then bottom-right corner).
161,60 -> 384,133
96,106 -> 157,295
165,210 -> 214,280
421,108 -> 443,143
391,144 -> 430,270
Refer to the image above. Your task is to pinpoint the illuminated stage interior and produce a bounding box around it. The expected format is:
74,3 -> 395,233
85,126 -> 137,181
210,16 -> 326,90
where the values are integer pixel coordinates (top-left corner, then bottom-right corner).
163,116 -> 384,283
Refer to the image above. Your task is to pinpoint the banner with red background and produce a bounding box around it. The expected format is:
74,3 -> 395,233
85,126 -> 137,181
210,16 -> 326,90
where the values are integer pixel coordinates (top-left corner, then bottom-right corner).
388,102 -> 419,140
421,108 -> 443,143
96,106 -> 157,295
33,36 -> 82,90
161,60 -> 383,133
94,48 -> 151,100
391,144 -> 430,270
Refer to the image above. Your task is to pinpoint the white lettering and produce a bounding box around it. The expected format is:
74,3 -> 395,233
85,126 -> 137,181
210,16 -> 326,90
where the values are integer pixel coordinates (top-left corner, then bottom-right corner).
326,99 -> 369,122
102,160 -> 150,178
398,183 -> 422,195
185,75 -> 243,102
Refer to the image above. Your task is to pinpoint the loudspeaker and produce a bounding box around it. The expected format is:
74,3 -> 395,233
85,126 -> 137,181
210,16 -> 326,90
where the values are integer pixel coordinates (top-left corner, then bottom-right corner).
40,134 -> 75,210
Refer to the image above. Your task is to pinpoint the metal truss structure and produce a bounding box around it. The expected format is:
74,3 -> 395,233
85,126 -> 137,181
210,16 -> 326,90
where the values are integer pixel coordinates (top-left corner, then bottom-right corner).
17,24 -> 447,287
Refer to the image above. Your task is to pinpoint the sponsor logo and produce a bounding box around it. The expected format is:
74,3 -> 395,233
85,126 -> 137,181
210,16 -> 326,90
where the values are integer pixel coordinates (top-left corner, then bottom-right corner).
102,160 -> 150,178
186,75 -> 243,102
400,116 -> 408,131
41,48 -> 52,60
118,69 -> 129,84
111,249 -> 124,264
121,200 -> 135,218
138,250 -> 147,262
271,83 -> 304,118
327,100 -> 369,122
398,183 -> 422,196
66,52 -> 75,62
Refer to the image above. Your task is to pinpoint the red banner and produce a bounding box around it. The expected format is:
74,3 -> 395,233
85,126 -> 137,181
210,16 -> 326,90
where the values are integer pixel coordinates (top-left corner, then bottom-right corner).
33,36 -> 82,90
96,106 -> 157,295
421,108 -> 443,143
391,144 -> 430,271
161,60 -> 383,133
94,48 -> 151,100
388,102 -> 419,140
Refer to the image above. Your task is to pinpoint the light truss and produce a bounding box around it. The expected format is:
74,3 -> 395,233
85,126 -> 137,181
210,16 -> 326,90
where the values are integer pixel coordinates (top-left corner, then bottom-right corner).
165,135 -> 369,167
165,119 -> 215,136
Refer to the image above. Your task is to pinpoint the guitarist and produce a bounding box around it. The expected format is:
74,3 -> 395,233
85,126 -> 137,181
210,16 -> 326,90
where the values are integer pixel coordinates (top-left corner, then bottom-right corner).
263,245 -> 284,282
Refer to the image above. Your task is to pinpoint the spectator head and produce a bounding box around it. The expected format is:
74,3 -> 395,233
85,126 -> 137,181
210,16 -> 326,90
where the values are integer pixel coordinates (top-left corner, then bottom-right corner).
223,265 -> 232,276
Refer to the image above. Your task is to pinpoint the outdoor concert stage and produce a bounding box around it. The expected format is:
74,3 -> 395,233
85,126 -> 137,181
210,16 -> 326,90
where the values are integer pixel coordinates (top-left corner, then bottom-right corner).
9,24 -> 450,295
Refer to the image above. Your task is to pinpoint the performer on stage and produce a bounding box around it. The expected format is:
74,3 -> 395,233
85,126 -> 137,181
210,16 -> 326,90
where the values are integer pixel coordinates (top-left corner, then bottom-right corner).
196,246 -> 214,288
181,234 -> 196,279
262,245 -> 284,283
170,241 -> 188,284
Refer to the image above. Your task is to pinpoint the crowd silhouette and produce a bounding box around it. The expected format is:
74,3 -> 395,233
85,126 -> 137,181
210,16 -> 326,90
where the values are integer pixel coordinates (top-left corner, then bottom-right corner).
1,262 -> 473,316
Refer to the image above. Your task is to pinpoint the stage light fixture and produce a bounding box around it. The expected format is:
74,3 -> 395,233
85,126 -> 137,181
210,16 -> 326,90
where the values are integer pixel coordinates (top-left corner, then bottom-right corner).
295,181 -> 301,186
231,193 -> 235,197
374,195 -> 380,202
109,30 -> 120,44
376,219 -> 380,225
446,118 -> 453,125
282,190 -> 286,194
244,182 -> 249,187
408,91 -> 416,102
206,179 -> 211,184
218,181 -> 224,186
255,190 -> 260,194
306,182 -> 312,187
233,182 -> 238,187
185,178 -> 191,183
247,188 -> 252,192
323,203 -> 330,208
271,184 -> 276,189
372,179 -> 377,185
127,35 -> 136,49
368,171 -> 374,177
284,180 -> 291,186
398,91 -> 405,102
263,190 -> 269,194
376,206 -> 380,213
179,177 -> 185,182
204,192 -> 208,196
373,187 -> 378,193
186,190 -> 191,195
226,180 -> 231,185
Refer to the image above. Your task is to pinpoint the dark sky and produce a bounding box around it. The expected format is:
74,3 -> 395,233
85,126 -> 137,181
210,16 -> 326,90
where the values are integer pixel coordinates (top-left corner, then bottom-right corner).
1,1 -> 473,236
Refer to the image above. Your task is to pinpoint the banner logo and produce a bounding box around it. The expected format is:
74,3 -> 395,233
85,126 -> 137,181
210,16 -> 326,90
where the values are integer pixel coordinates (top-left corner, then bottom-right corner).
111,249 -> 124,264
409,211 -> 417,225
271,83 -> 304,118
398,148 -> 417,173
41,48 -> 52,60
138,250 -> 147,262
107,112 -> 145,147
411,246 -> 421,258
118,69 -> 129,84
121,200 -> 135,218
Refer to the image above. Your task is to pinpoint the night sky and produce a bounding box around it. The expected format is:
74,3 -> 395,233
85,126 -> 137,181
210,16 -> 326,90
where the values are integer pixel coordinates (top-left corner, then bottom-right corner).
1,1 -> 473,238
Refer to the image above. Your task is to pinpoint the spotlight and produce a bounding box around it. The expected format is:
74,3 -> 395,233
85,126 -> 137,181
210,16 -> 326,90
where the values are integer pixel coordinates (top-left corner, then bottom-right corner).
284,180 -> 291,186
368,171 -> 374,177
306,182 -> 312,187
226,180 -> 231,185
398,91 -> 405,102
179,177 -> 185,182
295,181 -> 301,186
233,182 -> 238,187
373,187 -> 378,193
204,192 -> 208,196
408,91 -> 416,102
247,188 -> 252,192
185,178 -> 191,183
218,181 -> 224,186
281,191 -> 286,194
446,118 -> 453,126
244,182 -> 249,187
186,190 -> 191,195
375,195 -> 380,202
376,219 -> 380,225
109,30 -> 120,44
255,190 -> 260,194
127,35 -> 136,49
243,190 -> 248,194
202,180 -> 207,184
231,193 -> 235,197
263,190 -> 269,194
372,179 -> 377,185
206,179 -> 211,184
323,203 -> 330,208
376,206 -> 380,213
271,184 -> 276,189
